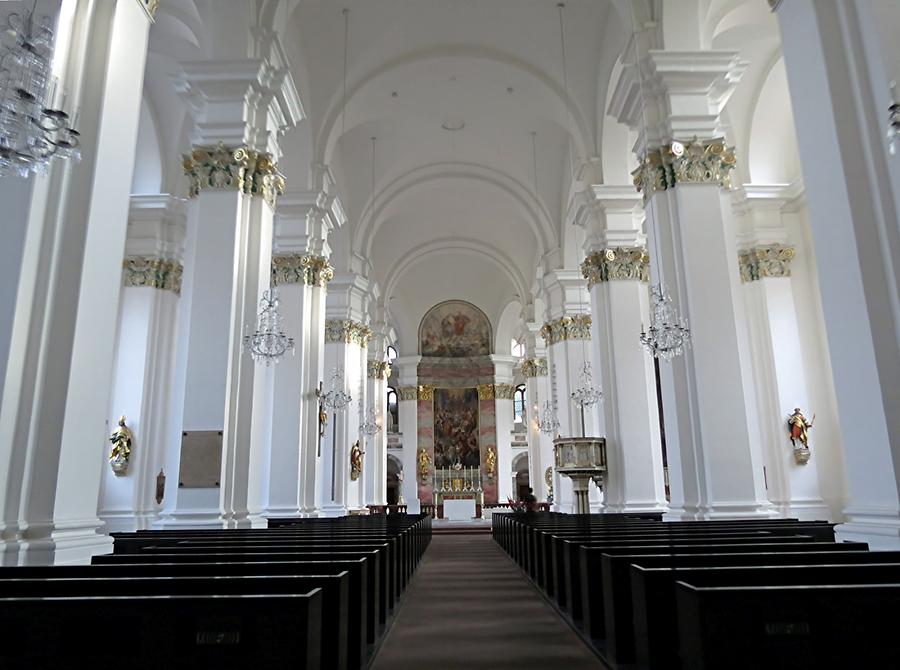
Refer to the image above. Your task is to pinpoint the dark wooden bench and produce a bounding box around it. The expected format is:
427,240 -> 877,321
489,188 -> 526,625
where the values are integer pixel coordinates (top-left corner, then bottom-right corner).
676,582 -> 900,669
0,592 -> 322,669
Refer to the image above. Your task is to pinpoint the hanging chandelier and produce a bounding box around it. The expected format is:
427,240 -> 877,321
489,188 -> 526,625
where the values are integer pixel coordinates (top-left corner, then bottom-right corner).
243,289 -> 294,365
359,403 -> 381,437
0,5 -> 81,178
321,367 -> 352,412
570,361 -> 602,409
640,283 -> 691,361
538,400 -> 560,436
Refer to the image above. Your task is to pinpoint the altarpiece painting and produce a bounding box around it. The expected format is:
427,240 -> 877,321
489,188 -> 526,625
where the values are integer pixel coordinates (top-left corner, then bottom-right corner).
433,388 -> 480,468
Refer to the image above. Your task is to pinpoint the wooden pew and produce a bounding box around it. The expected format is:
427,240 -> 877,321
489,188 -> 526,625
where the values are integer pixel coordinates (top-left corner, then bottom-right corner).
577,541 -> 863,645
676,582 -> 900,669
630,555 -> 900,669
0,592 -> 323,669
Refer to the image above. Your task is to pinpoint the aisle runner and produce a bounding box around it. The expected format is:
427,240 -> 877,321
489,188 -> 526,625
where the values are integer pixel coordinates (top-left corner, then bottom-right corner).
370,534 -> 604,670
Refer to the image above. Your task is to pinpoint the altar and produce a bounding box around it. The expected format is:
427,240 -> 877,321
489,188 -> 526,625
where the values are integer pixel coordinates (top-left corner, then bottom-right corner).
442,498 -> 477,520
432,465 -> 484,519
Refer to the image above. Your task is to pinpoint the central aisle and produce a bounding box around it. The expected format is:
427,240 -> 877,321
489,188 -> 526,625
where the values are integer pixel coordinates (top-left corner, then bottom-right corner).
370,532 -> 605,670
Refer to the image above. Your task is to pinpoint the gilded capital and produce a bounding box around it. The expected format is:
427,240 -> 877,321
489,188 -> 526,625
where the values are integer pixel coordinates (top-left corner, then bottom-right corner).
520,357 -> 548,378
182,142 -> 285,208
367,360 -> 392,380
418,384 -> 435,401
494,383 -> 516,400
272,254 -> 334,287
633,138 -> 736,197
398,386 -> 419,401
738,244 -> 796,282
324,319 -> 372,347
123,257 -> 183,295
477,384 -> 496,400
581,247 -> 649,288
138,0 -> 159,20
540,315 -> 592,346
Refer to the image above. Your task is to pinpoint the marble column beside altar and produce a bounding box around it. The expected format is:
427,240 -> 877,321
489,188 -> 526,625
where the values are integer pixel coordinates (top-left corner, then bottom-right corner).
395,356 -> 422,508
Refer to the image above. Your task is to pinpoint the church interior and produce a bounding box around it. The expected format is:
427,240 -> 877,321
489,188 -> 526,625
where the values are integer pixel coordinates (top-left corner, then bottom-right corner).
0,0 -> 899,666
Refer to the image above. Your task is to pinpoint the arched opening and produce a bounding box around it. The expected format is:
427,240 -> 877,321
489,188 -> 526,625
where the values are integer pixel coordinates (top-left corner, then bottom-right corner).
512,452 -> 530,501
386,454 -> 403,505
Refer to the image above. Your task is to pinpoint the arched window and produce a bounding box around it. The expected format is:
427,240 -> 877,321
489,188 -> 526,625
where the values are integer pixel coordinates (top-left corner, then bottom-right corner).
386,345 -> 398,363
386,386 -> 398,432
511,338 -> 525,358
513,384 -> 527,423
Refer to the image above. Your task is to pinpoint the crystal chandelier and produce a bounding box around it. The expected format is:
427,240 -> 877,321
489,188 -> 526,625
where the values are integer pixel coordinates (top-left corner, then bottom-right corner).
888,81 -> 900,156
359,403 -> 381,437
243,289 -> 294,365
0,6 -> 81,178
640,283 -> 691,361
321,367 -> 352,412
570,361 -> 602,409
538,400 -> 560,436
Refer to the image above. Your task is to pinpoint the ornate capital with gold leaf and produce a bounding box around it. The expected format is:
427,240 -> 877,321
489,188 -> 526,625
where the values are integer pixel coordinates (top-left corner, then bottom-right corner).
494,384 -> 516,400
418,385 -> 435,401
367,360 -> 392,380
581,247 -> 649,288
272,254 -> 334,287
324,319 -> 373,347
738,244 -> 796,283
182,142 -> 285,208
632,138 -> 736,197
123,257 -> 183,295
477,384 -> 496,400
540,315 -> 592,346
520,357 -> 548,378
138,0 -> 159,20
398,386 -> 419,401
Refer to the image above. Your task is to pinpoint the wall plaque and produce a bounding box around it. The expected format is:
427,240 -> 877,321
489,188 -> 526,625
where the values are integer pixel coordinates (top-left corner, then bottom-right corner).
179,430 -> 223,488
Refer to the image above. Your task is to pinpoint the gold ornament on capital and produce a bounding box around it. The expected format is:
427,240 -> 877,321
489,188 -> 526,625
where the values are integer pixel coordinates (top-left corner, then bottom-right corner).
520,357 -> 548,378
182,142 -> 285,208
123,257 -> 183,295
324,319 -> 373,347
367,360 -> 392,380
632,138 -> 736,197
738,245 -> 796,283
272,254 -> 334,288
581,247 -> 649,288
540,315 -> 592,346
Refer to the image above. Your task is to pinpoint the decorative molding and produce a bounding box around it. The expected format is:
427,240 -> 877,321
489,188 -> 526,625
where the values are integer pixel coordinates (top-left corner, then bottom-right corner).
494,384 -> 516,400
367,360 -> 392,380
398,386 -> 419,401
137,0 -> 159,20
632,138 -> 736,197
477,384 -> 496,400
182,142 -> 285,208
540,315 -> 592,346
520,357 -> 548,378
738,244 -> 796,282
417,385 -> 435,401
581,247 -> 649,288
324,319 -> 372,347
271,254 -> 334,287
122,257 -> 183,295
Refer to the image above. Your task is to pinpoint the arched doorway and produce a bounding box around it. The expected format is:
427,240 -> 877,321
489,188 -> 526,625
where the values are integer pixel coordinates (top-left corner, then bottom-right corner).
512,452 -> 530,501
387,454 -> 403,505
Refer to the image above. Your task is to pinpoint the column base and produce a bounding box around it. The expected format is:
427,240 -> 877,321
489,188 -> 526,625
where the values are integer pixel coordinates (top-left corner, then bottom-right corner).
768,497 -> 833,522
664,501 -> 781,521
153,508 -> 225,529
320,504 -> 348,518
603,501 -> 670,514
9,519 -> 115,565
261,507 -> 303,519
100,510 -> 161,533
836,506 -> 900,550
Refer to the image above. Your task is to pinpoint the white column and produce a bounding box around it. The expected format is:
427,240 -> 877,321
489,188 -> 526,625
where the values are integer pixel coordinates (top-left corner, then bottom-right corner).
100,196 -> 186,532
320,275 -> 370,516
521,351 -> 552,502
169,58 -> 302,529
365,357 -> 390,506
265,197 -> 335,519
0,0 -> 152,564
395,356 -> 422,507
492,356 -> 517,502
609,46 -> 774,520
581,190 -> 668,513
775,0 -> 900,546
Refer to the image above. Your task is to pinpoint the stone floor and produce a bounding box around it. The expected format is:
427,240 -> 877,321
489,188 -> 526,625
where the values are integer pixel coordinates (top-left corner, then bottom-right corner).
370,533 -> 605,670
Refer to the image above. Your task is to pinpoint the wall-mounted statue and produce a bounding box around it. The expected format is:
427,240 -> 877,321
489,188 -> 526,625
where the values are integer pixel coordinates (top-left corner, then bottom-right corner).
417,447 -> 431,482
108,415 -> 133,476
788,407 -> 814,465
485,447 -> 497,481
350,440 -> 364,481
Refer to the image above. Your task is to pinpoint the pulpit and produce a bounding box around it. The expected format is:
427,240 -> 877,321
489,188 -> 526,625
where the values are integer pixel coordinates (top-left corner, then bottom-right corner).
553,437 -> 607,514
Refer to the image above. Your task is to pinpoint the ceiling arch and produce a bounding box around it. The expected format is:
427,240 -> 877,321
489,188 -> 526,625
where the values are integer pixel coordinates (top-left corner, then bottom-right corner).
357,161 -> 558,260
